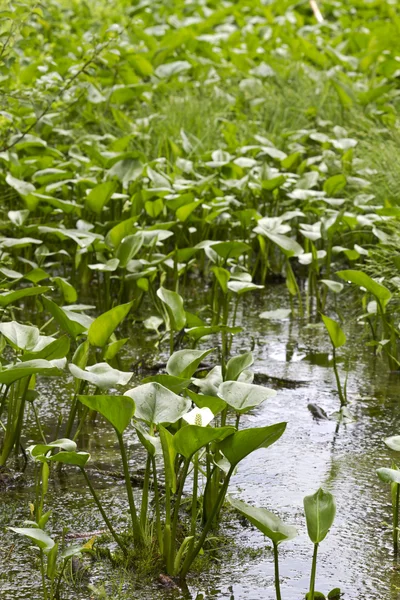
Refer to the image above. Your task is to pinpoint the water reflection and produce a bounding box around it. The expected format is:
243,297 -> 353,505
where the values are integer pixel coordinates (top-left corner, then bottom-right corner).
2,285 -> 400,598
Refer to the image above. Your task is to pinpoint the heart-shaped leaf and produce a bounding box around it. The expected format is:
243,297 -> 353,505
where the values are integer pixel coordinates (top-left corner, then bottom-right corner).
228,496 -> 297,545
49,451 -> 91,468
174,425 -> 235,458
218,422 -> 286,468
0,360 -> 62,385
385,436 -> 400,452
377,467 -> 400,485
321,314 -> 346,349
88,302 -> 133,348
336,269 -> 392,309
304,488 -> 336,544
186,389 -> 227,415
166,348 -> 215,379
9,527 -> 55,551
124,382 -> 190,425
78,395 -> 135,434
69,363 -> 133,389
218,381 -> 276,414
157,287 -> 186,331
0,286 -> 50,308
140,374 -> 191,394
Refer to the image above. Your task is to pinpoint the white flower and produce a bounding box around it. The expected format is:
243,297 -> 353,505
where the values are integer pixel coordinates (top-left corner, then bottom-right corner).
182,407 -> 214,427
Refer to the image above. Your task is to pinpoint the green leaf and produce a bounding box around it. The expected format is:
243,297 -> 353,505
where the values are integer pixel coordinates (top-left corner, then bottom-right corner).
303,488 -> 336,544
212,241 -> 251,260
323,174 -> 346,196
166,348 -> 215,379
255,225 -> 303,258
52,277 -> 78,303
385,436 -> 400,452
218,382 -> 276,414
116,233 -> 144,268
0,321 -> 39,351
336,270 -> 392,309
88,302 -> 133,348
185,325 -> 241,342
105,217 -> 138,248
103,338 -> 128,361
227,281 -> 264,295
135,423 -> 161,456
9,527 -> 55,551
321,314 -> 346,349
174,425 -> 235,458
0,360 -> 61,385
157,287 -> 186,331
23,335 -> 70,362
225,352 -> 254,382
69,363 -> 133,389
124,382 -> 190,426
228,496 -> 297,545
6,174 -> 35,198
85,181 -> 117,214
49,451 -> 91,468
46,542 -> 58,579
72,340 -> 90,370
42,297 -> 87,339
377,467 -> 400,485
28,438 -> 77,458
320,280 -> 343,294
159,425 -> 177,493
218,422 -> 286,468
186,389 -> 227,415
0,286 -> 50,308
78,395 -> 135,434
212,266 -> 230,294
140,374 -> 191,394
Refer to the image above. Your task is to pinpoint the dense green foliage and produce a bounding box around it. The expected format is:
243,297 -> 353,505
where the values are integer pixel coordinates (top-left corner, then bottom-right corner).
3,0 -> 400,598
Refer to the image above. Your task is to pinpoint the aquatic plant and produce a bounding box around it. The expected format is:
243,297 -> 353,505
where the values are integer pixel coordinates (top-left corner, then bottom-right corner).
321,314 -> 347,407
304,488 -> 336,600
377,435 -> 400,554
228,496 -> 297,600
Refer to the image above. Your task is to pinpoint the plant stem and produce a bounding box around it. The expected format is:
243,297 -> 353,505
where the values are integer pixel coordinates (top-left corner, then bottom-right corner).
170,458 -> 190,571
13,375 -> 31,457
151,456 -> 163,554
308,543 -> 319,600
394,483 -> 399,554
180,466 -> 233,578
140,454 -> 152,535
164,477 -> 172,572
116,431 -> 143,545
65,393 -> 78,439
32,401 -> 47,444
190,453 -> 199,539
81,468 -> 126,554
332,347 -> 346,407
40,550 -> 48,600
72,406 -> 89,441
273,542 -> 282,600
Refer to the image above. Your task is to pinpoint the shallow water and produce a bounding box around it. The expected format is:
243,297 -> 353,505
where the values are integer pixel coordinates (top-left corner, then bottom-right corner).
1,284 -> 400,600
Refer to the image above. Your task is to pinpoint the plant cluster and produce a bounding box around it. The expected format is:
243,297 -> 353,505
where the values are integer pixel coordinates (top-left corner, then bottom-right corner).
2,0 -> 400,598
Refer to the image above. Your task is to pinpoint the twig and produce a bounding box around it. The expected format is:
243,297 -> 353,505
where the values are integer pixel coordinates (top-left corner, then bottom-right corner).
310,0 -> 324,23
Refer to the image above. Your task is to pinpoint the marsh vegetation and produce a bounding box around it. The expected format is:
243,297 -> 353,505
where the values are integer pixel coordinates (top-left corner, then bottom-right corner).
2,0 -> 400,598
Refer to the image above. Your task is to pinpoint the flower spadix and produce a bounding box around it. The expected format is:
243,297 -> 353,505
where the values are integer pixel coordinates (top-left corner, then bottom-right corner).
182,406 -> 214,427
